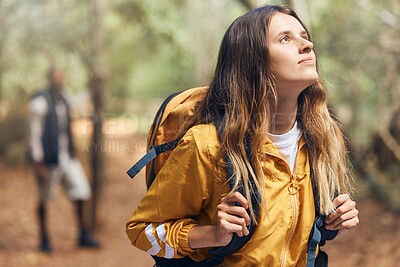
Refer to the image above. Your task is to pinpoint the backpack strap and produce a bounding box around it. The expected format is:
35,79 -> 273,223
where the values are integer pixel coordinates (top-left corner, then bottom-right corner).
126,136 -> 260,267
195,136 -> 261,266
146,87 -> 208,188
306,216 -> 323,267
148,91 -> 183,149
127,139 -> 180,179
304,129 -> 339,267
306,215 -> 338,267
128,126 -> 338,266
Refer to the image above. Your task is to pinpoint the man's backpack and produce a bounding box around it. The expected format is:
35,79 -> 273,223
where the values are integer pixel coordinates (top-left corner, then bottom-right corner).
127,86 -> 337,267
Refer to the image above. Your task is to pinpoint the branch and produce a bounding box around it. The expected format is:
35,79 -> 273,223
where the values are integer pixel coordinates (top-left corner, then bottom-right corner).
348,146 -> 386,201
357,0 -> 400,30
378,127 -> 400,163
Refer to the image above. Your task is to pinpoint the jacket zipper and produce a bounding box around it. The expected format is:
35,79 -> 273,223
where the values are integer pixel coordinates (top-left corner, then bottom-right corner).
280,174 -> 299,266
264,142 -> 304,267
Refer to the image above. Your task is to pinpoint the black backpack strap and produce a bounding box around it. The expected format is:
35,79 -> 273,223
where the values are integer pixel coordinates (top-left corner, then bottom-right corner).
306,216 -> 323,267
195,136 -> 260,266
152,255 -> 198,267
303,129 -> 339,267
307,217 -> 333,267
145,89 -> 192,188
128,133 -> 259,266
126,139 -> 180,179
129,90 -> 185,181
148,91 -> 183,147
314,251 -> 329,267
191,256 -> 224,267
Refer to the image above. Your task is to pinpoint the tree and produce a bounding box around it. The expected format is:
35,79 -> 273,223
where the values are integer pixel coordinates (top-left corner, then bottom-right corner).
313,0 -> 400,210
0,0 -> 21,102
86,0 -> 108,229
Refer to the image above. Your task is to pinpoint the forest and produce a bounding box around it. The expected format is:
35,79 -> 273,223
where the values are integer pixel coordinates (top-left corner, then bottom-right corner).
0,0 -> 399,266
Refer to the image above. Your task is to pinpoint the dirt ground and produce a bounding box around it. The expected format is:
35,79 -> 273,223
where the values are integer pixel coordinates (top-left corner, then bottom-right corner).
0,133 -> 399,267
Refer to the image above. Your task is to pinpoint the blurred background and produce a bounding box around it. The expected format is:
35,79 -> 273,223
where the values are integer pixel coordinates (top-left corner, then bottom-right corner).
0,0 -> 399,266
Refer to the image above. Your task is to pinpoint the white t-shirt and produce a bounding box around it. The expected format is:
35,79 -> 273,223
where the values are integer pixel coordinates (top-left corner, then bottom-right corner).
267,121 -> 302,173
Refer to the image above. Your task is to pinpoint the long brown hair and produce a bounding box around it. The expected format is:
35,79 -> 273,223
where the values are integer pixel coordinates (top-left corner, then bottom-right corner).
184,5 -> 352,221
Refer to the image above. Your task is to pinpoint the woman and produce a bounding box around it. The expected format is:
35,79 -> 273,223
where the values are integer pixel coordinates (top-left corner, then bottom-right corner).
126,4 -> 359,266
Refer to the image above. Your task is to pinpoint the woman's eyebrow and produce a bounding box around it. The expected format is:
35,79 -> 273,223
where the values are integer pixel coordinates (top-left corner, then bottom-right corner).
274,30 -> 308,39
275,30 -> 291,37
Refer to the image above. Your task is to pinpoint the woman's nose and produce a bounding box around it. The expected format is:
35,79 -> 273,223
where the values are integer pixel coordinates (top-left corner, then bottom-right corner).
300,39 -> 313,53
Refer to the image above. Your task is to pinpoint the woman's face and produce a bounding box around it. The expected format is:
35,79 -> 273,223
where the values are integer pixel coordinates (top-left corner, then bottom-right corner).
267,12 -> 318,98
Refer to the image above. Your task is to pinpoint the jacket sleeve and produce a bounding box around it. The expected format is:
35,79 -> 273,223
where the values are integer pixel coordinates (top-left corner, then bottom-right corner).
126,127 -> 217,259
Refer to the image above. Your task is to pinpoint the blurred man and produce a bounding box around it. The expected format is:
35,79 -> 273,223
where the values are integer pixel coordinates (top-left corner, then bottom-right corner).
28,66 -> 100,252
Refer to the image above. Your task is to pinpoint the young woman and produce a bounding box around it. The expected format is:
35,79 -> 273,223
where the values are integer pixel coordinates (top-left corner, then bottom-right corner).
126,5 -> 359,266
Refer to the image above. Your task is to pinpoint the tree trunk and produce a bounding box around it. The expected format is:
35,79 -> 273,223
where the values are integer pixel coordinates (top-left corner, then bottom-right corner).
88,0 -> 107,230
291,0 -> 311,29
0,1 -> 7,103
187,0 -> 226,84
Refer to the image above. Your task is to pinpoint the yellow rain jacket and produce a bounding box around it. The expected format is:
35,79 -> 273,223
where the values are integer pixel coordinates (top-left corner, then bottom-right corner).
126,124 -> 315,266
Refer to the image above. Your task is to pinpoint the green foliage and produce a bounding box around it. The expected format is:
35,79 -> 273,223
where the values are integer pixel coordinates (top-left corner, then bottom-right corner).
310,0 -> 400,209
312,0 -> 399,147
105,0 -> 248,110
106,0 -> 197,105
0,0 -> 398,212
1,1 -> 399,186
0,0 -> 249,158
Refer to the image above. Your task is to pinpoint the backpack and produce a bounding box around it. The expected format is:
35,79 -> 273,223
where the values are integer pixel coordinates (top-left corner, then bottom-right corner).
127,86 -> 338,267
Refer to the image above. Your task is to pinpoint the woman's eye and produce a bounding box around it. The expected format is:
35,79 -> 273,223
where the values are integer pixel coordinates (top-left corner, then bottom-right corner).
280,36 -> 290,43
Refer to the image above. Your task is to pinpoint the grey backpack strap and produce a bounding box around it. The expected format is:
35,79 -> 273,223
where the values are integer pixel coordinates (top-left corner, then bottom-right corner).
307,216 -> 323,267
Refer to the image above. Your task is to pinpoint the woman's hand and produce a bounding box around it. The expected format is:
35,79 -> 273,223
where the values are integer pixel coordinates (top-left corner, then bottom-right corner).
325,194 -> 359,235
188,192 -> 251,249
214,192 -> 251,246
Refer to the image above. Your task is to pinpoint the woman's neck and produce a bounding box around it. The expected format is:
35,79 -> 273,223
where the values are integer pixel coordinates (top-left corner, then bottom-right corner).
269,97 -> 298,135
